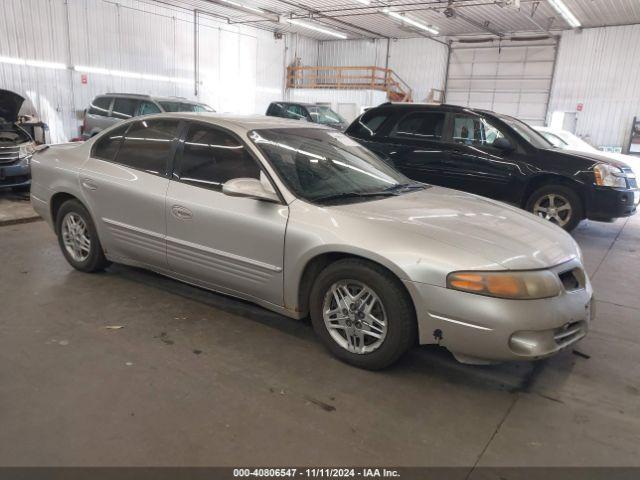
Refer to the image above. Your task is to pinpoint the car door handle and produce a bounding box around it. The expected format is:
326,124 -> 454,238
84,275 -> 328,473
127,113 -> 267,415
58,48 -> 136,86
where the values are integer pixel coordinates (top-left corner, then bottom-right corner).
81,178 -> 98,191
171,205 -> 193,220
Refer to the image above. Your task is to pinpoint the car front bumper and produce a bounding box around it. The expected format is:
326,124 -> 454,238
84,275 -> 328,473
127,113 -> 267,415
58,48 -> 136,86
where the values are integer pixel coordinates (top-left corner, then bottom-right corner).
586,186 -> 639,221
0,161 -> 31,188
404,259 -> 593,364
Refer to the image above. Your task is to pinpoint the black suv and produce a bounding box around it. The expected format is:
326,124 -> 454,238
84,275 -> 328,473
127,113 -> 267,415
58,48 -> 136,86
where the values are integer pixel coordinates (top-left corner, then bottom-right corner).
266,102 -> 348,131
346,103 -> 639,231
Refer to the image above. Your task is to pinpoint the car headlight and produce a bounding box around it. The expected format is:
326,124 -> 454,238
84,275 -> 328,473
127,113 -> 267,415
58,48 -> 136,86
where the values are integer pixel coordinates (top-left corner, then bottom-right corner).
18,144 -> 35,165
594,164 -> 627,188
446,270 -> 562,300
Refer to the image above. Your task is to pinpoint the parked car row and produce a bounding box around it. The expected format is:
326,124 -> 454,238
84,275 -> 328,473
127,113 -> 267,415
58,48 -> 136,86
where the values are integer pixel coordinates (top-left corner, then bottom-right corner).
32,111 -> 596,369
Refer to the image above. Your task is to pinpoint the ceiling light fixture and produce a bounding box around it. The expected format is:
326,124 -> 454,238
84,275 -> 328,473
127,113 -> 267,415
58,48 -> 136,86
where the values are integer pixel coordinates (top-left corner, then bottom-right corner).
383,9 -> 439,35
355,0 -> 371,5
547,0 -> 581,28
219,0 -> 263,14
286,19 -> 348,39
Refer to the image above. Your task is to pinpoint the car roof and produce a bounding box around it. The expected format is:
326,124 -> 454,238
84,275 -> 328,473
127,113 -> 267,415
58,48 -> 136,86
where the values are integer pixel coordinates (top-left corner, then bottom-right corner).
98,93 -> 205,105
370,102 -> 498,116
134,112 -> 332,132
269,101 -> 316,107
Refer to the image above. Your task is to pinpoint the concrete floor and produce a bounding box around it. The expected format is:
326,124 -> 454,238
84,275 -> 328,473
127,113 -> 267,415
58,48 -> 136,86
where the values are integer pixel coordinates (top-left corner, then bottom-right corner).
0,215 -> 639,470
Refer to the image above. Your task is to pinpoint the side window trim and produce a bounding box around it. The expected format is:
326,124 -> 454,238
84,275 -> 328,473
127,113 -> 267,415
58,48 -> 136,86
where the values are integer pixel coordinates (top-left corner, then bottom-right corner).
173,120 -> 284,203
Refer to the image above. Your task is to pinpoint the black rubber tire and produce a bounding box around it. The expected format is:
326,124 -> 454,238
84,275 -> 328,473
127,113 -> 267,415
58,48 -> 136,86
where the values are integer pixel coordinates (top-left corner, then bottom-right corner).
525,184 -> 583,232
55,199 -> 110,272
309,258 -> 417,370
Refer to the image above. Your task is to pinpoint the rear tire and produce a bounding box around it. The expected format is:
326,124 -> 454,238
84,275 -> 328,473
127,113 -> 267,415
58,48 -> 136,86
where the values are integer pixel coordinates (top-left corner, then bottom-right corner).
309,258 -> 416,370
56,199 -> 110,272
525,184 -> 583,232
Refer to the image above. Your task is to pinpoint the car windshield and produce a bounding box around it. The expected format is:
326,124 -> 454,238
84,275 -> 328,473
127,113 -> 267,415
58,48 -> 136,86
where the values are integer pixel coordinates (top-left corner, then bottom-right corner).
249,128 -> 420,204
159,101 -> 214,113
498,115 -> 552,149
307,106 -> 346,126
539,131 -> 568,148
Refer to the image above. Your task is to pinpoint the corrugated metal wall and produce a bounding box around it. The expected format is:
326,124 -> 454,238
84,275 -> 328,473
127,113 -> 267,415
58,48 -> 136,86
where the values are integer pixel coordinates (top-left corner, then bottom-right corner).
316,38 -> 449,104
0,0 -> 292,142
548,24 -> 640,148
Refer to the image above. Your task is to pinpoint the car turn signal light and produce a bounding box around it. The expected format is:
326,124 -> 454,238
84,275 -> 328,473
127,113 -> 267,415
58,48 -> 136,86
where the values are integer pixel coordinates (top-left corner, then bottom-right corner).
447,270 -> 562,300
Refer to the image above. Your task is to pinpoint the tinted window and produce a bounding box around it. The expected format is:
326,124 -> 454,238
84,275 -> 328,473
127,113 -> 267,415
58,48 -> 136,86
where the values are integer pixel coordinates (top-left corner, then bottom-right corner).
391,112 -> 445,140
348,110 -> 391,138
91,124 -> 129,161
115,119 -> 180,174
88,97 -> 111,116
138,101 -> 161,116
282,104 -> 307,121
453,115 -> 505,147
267,103 -> 283,116
175,124 -> 260,190
112,98 -> 139,120
159,101 -> 214,113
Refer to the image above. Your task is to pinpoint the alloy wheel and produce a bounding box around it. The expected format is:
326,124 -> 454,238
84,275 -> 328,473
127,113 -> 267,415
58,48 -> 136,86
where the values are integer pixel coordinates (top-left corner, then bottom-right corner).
322,280 -> 388,354
61,212 -> 91,262
532,193 -> 572,227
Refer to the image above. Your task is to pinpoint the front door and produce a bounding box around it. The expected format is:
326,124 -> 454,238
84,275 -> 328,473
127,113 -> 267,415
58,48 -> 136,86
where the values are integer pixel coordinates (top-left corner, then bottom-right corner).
445,114 -> 519,202
80,119 -> 181,268
165,122 -> 288,306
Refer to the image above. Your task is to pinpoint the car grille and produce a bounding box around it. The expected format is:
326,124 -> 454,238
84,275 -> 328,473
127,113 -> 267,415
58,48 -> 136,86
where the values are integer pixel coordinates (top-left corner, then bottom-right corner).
554,320 -> 586,347
558,267 -> 585,292
0,146 -> 20,165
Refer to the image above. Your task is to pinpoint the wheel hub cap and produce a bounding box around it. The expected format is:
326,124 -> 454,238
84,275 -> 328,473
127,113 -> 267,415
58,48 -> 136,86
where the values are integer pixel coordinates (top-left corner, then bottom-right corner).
61,212 -> 91,262
322,280 -> 388,354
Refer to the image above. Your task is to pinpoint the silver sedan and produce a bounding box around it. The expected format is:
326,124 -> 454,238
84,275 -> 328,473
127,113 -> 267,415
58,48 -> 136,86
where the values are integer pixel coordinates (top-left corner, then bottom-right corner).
31,113 -> 593,369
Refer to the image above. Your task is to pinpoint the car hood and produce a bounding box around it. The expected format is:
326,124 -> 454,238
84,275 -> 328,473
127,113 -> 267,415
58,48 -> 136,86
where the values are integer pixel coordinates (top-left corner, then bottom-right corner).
331,186 -> 579,271
545,147 -> 630,170
0,90 -> 25,123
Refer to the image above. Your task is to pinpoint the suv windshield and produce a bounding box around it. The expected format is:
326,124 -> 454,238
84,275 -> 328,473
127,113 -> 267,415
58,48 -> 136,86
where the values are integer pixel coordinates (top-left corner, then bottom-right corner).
307,106 -> 345,126
498,115 -> 552,149
159,101 -> 214,113
249,128 -> 419,204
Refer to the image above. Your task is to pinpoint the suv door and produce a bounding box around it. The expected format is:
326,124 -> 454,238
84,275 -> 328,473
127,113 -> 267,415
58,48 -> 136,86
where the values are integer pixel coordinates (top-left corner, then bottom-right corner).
81,119 -> 181,268
367,110 -> 450,185
444,113 -> 520,202
165,122 -> 288,306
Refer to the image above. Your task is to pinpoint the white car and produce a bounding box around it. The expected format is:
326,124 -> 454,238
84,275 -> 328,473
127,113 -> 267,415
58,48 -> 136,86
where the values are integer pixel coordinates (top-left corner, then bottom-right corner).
535,126 -> 640,178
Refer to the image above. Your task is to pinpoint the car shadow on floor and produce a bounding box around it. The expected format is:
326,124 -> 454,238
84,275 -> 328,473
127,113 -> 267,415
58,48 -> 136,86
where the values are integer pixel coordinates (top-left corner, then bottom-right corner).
101,262 -> 557,394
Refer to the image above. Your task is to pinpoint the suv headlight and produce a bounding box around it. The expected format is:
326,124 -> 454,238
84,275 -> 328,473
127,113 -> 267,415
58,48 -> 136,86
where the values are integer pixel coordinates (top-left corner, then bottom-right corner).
447,270 -> 562,300
594,164 -> 627,188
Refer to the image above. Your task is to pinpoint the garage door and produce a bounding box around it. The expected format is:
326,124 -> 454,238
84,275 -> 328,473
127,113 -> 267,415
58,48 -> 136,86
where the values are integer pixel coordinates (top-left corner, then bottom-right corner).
445,40 -> 557,126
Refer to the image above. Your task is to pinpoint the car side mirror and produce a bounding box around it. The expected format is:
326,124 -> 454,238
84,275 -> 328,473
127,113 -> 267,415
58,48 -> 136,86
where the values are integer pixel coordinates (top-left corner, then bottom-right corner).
493,137 -> 514,152
222,177 -> 279,203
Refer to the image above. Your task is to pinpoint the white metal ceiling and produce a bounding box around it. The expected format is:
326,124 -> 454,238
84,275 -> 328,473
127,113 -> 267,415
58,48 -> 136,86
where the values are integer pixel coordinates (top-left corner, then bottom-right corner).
147,0 -> 640,40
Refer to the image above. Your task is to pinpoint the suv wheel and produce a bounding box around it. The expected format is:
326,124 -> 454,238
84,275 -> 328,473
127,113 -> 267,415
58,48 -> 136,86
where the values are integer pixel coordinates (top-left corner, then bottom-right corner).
56,199 -> 110,272
525,185 -> 583,232
309,259 -> 416,370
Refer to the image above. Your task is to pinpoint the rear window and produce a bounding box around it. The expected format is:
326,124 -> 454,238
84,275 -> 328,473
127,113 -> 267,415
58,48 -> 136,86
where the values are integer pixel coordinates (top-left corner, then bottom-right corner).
347,110 -> 391,138
390,112 -> 445,141
159,101 -> 213,113
112,98 -> 139,120
91,124 -> 129,161
88,97 -> 111,116
114,119 -> 180,174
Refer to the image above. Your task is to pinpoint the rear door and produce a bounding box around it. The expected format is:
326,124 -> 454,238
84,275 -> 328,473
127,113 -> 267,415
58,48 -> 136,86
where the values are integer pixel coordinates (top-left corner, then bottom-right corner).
165,122 -> 288,305
80,119 -> 181,268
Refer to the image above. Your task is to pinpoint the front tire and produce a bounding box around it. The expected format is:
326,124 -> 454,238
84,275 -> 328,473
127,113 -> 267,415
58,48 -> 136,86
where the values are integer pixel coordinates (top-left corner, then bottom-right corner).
309,258 -> 416,370
525,184 -> 583,232
56,199 -> 110,272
